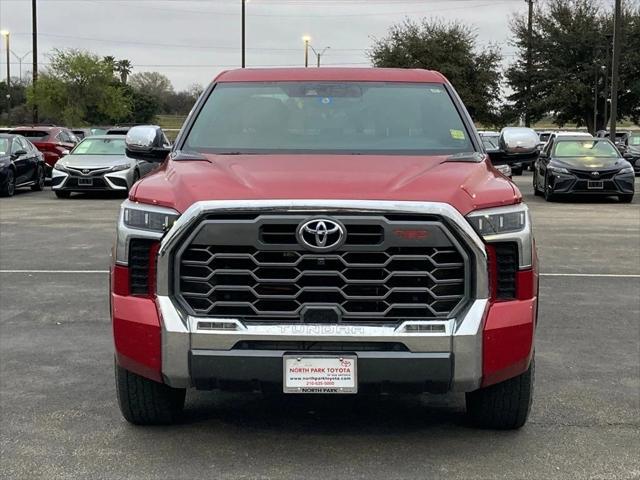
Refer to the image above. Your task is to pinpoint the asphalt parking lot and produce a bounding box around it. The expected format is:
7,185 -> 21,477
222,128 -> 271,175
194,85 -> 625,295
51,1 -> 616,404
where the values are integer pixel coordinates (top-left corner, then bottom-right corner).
1,172 -> 639,480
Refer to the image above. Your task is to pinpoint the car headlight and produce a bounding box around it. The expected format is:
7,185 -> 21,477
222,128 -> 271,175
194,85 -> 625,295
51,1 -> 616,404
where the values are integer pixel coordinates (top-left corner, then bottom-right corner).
548,165 -> 569,174
466,203 -> 532,268
619,165 -> 634,174
495,164 -> 512,177
115,200 -> 180,264
111,163 -> 131,172
53,163 -> 68,172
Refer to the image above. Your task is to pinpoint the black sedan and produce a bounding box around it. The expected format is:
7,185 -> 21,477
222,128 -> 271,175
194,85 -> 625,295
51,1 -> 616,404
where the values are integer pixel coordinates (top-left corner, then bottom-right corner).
533,137 -> 635,203
0,134 -> 46,197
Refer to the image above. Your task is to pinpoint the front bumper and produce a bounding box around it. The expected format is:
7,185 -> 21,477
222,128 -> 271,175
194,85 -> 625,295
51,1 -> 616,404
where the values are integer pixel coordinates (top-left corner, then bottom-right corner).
52,167 -> 133,191
111,200 -> 537,394
548,171 -> 635,195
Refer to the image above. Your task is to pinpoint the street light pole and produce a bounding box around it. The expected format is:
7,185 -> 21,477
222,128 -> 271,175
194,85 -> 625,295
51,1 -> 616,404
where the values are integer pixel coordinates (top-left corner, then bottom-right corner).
32,0 -> 39,123
302,36 -> 311,67
525,0 -> 534,127
241,0 -> 245,68
1,31 -> 10,125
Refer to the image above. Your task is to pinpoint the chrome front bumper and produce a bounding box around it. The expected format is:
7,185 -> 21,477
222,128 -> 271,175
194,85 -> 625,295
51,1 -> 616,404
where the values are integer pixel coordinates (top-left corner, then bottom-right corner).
137,200 -> 492,392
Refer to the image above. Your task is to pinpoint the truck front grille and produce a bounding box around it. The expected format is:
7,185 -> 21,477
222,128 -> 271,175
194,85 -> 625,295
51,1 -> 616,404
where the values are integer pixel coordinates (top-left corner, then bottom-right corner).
176,215 -> 468,322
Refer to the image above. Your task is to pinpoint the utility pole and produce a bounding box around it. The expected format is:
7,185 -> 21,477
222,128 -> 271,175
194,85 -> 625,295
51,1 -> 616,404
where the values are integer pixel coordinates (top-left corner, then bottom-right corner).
11,51 -> 31,82
309,45 -> 330,67
593,65 -> 598,134
603,35 -> 611,125
525,0 -> 534,127
241,0 -> 245,68
609,0 -> 622,138
32,0 -> 38,123
1,31 -> 10,125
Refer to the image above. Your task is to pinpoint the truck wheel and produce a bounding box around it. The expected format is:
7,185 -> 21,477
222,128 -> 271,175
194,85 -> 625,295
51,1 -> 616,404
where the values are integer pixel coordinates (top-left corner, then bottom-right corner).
465,359 -> 534,430
115,364 -> 185,425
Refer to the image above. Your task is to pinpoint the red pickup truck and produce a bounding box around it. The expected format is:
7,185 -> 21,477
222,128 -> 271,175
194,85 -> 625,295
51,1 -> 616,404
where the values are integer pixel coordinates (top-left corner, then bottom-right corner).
111,68 -> 539,429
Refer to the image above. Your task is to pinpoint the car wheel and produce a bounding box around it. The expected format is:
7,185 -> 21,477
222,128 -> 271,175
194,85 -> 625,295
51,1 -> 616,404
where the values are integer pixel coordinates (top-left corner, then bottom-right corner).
115,363 -> 186,425
0,169 -> 16,197
466,358 -> 534,430
619,194 -> 634,203
31,165 -> 45,191
55,190 -> 71,199
543,175 -> 555,202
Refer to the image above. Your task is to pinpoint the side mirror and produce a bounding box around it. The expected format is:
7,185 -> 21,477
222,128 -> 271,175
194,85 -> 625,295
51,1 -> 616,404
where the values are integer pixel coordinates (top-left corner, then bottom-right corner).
125,125 -> 171,162
623,152 -> 633,159
488,127 -> 540,165
11,149 -> 27,159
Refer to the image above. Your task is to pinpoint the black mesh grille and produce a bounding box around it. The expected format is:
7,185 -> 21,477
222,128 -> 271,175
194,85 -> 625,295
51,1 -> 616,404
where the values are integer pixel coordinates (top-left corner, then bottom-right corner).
129,239 -> 156,295
179,244 -> 466,321
494,242 -> 518,299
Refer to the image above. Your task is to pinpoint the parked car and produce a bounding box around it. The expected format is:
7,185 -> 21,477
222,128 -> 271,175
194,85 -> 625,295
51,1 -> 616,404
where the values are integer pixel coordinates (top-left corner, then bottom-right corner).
0,133 -> 46,196
71,129 -> 92,140
51,134 -> 162,198
9,126 -> 79,176
479,131 -> 520,176
533,136 -> 635,202
595,130 -> 630,151
111,68 -> 540,429
0,127 -> 12,134
620,132 -> 640,175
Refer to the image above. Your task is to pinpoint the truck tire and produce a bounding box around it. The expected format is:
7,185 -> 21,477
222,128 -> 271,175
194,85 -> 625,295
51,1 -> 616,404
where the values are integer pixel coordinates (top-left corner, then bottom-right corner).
465,359 -> 534,430
115,364 -> 186,425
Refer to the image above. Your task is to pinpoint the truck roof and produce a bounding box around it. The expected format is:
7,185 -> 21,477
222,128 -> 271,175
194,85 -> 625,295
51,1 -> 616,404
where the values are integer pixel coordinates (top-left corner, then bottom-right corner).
215,67 -> 447,84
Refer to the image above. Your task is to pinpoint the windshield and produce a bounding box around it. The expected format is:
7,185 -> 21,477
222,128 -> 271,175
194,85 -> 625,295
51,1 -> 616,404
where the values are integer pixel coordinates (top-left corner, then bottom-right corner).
554,140 -> 619,158
629,135 -> 640,146
184,82 -> 473,155
71,137 -> 126,155
0,138 -> 8,155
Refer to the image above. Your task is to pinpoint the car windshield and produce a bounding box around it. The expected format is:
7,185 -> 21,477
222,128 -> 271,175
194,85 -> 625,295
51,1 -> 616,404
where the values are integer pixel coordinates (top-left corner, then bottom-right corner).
629,134 -> 640,146
184,82 -> 474,155
0,138 -> 9,155
71,137 -> 126,155
554,140 -> 619,158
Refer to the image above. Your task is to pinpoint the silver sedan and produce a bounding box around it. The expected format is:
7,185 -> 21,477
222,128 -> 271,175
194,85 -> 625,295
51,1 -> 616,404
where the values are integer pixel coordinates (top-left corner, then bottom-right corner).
51,135 -> 157,198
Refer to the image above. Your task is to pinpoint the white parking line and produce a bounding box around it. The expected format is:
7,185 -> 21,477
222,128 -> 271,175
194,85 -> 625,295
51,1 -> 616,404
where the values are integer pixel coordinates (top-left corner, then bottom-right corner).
0,270 -> 639,278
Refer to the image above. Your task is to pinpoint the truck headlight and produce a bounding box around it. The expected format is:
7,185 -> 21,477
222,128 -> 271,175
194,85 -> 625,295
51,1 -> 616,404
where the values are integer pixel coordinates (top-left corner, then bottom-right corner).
115,199 -> 180,264
467,203 -> 532,268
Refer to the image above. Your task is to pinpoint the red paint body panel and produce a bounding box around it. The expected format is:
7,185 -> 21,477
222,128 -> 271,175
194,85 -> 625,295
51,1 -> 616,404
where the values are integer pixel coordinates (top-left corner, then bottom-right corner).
132,155 -> 520,215
482,299 -> 537,387
111,293 -> 162,382
215,67 -> 447,84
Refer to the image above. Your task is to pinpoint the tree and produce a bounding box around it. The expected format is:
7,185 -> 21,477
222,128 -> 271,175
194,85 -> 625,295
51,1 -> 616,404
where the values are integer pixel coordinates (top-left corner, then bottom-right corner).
129,71 -> 174,102
369,19 -> 503,126
116,59 -> 133,85
27,49 -> 131,125
507,0 -> 640,132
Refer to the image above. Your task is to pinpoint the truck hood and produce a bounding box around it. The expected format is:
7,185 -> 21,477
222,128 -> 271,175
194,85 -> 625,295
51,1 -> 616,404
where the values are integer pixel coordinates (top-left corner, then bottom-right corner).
131,154 -> 520,216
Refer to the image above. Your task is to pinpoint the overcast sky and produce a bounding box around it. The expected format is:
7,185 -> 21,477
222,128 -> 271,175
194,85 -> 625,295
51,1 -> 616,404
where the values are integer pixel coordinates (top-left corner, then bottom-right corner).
2,0 -> 535,90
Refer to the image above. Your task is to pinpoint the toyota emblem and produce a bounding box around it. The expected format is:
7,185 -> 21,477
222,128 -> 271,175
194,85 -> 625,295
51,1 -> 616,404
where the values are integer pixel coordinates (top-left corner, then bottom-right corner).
591,171 -> 600,178
82,169 -> 90,175
297,218 -> 346,251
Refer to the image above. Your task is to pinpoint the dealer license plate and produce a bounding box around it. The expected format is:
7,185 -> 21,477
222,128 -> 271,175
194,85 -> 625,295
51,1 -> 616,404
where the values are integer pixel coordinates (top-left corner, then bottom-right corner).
77,178 -> 93,186
283,355 -> 357,394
